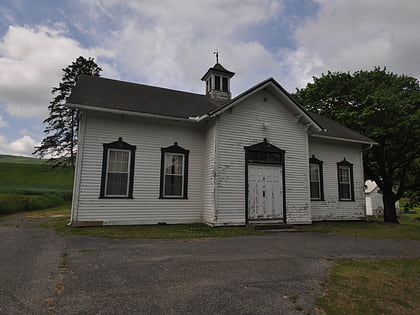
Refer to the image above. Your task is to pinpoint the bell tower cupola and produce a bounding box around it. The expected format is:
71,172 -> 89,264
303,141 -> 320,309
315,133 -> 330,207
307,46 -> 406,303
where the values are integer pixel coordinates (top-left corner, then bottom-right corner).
201,52 -> 235,102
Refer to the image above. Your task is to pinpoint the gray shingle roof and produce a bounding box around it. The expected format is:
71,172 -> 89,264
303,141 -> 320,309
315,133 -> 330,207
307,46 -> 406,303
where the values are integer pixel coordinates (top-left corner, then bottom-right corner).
308,112 -> 375,143
67,75 -> 375,144
200,63 -> 235,80
67,75 -> 220,119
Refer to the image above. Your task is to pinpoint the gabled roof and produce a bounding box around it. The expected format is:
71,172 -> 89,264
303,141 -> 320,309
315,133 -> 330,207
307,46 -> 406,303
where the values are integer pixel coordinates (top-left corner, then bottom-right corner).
67,75 -> 219,120
308,112 -> 376,144
66,75 -> 376,144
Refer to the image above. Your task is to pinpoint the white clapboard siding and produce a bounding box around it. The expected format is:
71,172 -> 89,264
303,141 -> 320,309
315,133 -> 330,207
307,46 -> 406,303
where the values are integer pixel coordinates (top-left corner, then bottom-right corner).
201,120 -> 216,224
215,90 -> 312,225
309,139 -> 366,221
74,111 -> 205,225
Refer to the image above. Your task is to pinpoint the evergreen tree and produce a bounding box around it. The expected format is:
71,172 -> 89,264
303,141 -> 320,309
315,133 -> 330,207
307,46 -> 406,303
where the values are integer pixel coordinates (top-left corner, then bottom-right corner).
293,68 -> 420,223
34,56 -> 102,167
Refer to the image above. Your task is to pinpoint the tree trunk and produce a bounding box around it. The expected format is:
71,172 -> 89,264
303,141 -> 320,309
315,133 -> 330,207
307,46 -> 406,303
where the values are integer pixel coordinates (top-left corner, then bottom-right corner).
383,193 -> 399,223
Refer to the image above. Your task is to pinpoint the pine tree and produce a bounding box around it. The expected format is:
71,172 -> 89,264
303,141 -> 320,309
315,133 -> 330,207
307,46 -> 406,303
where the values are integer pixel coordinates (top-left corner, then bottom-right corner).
34,56 -> 102,167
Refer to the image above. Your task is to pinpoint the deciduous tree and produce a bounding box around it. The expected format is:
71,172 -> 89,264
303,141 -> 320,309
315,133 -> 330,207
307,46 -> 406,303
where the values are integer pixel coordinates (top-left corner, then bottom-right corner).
293,67 -> 420,223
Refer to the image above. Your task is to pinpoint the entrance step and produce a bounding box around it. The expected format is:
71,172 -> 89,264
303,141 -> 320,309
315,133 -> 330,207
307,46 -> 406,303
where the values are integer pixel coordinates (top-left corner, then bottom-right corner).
248,223 -> 296,231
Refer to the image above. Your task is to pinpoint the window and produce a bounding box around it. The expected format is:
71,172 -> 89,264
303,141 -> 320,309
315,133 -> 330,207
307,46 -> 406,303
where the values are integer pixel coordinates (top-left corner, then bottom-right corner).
222,77 -> 228,92
337,159 -> 354,201
309,156 -> 324,200
215,75 -> 221,90
160,142 -> 189,199
100,138 -> 136,198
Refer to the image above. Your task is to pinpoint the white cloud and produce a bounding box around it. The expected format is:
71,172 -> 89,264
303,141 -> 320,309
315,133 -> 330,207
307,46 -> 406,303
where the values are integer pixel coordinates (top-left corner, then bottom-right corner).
0,116 -> 9,128
285,0 -> 420,87
0,135 -> 39,156
0,25 -> 117,119
79,0 -> 284,94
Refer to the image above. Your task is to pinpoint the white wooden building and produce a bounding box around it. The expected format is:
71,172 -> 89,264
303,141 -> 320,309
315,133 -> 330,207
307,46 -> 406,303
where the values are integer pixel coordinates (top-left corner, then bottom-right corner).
67,63 -> 376,226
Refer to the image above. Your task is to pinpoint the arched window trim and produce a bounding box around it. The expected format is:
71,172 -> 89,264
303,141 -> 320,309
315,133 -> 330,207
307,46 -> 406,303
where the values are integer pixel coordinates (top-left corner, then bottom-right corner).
100,137 -> 136,199
160,142 -> 189,199
309,155 -> 324,201
337,159 -> 355,201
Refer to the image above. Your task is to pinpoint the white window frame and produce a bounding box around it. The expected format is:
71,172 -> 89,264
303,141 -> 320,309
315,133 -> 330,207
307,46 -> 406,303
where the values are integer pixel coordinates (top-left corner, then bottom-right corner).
163,152 -> 185,198
104,148 -> 131,198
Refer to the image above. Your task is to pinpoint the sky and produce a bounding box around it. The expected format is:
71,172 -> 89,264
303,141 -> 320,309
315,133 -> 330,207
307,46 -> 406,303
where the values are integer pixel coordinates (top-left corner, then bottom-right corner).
0,0 -> 419,157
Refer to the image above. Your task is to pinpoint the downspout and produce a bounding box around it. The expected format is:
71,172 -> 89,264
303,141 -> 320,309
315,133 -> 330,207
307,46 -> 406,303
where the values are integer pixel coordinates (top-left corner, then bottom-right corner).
362,143 -> 374,152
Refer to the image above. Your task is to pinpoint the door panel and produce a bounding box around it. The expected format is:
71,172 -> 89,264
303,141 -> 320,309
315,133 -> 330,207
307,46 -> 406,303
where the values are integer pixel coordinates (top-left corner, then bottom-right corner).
248,164 -> 283,220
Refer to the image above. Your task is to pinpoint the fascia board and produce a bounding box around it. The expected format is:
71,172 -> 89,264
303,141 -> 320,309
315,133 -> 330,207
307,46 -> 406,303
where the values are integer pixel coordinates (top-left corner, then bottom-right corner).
66,103 -> 196,123
311,133 -> 378,145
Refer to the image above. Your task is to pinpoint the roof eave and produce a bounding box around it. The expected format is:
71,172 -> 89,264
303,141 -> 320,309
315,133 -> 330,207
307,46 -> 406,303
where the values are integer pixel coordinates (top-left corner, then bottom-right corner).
66,103 -> 197,123
310,133 -> 377,145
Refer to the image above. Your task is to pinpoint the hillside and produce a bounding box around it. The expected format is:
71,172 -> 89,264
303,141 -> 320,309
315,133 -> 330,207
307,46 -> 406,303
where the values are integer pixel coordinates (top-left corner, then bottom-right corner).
0,154 -> 74,195
0,154 -> 46,164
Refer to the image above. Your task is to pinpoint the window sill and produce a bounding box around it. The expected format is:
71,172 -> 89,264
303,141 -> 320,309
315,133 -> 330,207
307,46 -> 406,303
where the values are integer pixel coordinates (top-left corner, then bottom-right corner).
99,196 -> 133,199
159,196 -> 188,200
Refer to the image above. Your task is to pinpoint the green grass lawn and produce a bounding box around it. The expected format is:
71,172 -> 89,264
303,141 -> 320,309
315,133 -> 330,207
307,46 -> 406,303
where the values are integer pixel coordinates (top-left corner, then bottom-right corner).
41,214 -> 264,239
318,258 -> 420,315
297,211 -> 420,240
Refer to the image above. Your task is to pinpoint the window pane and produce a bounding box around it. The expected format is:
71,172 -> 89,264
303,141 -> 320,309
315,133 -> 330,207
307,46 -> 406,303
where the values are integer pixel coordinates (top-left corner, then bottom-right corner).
222,77 -> 228,92
120,151 -> 129,172
165,153 -> 183,175
164,175 -> 183,196
310,164 -> 319,181
215,76 -> 221,90
248,151 -> 282,164
340,183 -> 351,199
310,181 -> 320,199
339,167 -> 350,183
108,150 -> 129,173
106,173 -> 128,196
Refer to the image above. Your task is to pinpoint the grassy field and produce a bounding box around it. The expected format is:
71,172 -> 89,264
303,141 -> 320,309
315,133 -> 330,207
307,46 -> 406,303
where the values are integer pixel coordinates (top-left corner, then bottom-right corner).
318,258 -> 420,315
0,154 -> 74,214
0,157 -> 73,194
0,154 -> 45,164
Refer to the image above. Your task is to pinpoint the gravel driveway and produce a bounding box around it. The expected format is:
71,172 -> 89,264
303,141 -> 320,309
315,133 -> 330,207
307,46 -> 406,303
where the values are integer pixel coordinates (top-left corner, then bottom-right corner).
1,215 -> 419,314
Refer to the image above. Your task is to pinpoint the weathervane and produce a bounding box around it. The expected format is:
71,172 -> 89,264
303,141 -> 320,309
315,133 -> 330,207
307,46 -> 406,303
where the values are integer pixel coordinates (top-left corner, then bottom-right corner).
213,50 -> 220,63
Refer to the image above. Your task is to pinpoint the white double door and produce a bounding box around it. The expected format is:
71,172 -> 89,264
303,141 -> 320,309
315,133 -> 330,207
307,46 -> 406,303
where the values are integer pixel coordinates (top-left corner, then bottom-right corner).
248,164 -> 283,220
